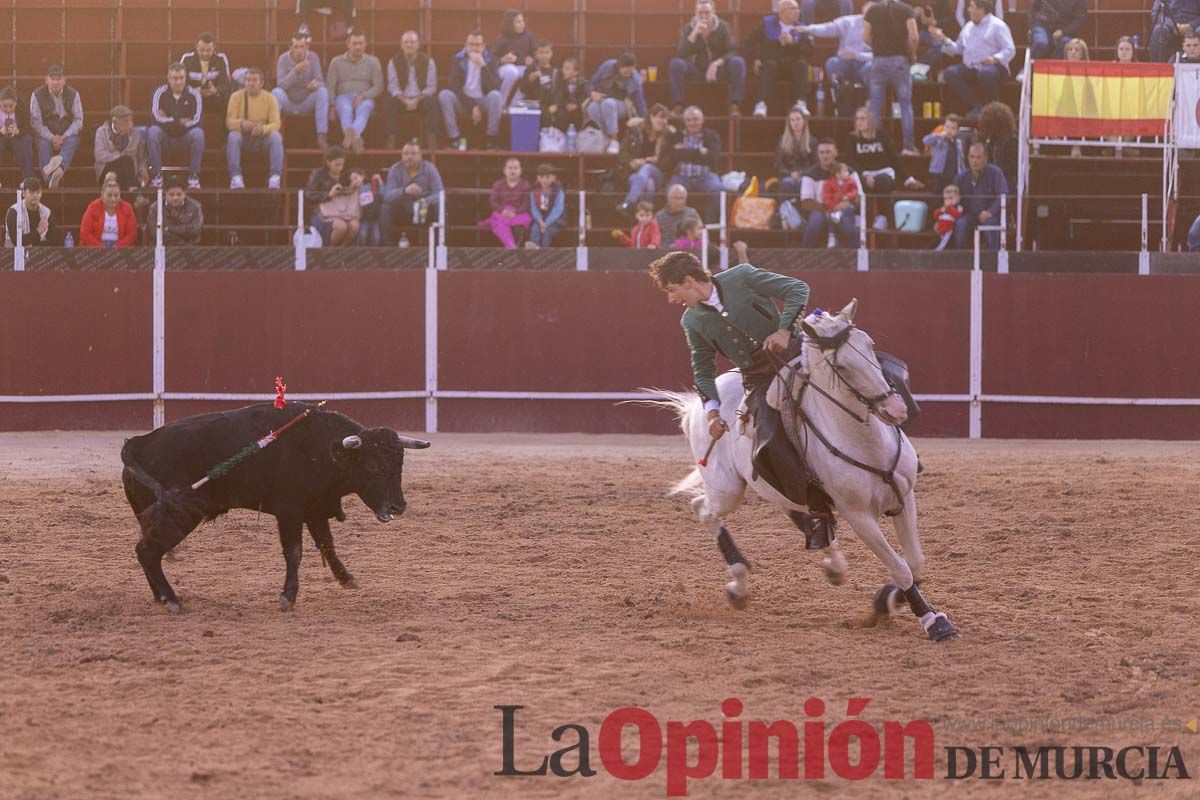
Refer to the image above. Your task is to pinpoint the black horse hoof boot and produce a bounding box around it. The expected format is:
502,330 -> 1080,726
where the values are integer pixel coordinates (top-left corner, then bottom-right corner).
791,511 -> 836,550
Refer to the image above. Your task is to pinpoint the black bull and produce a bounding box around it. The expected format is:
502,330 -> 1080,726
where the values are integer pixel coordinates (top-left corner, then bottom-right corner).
121,402 -> 430,612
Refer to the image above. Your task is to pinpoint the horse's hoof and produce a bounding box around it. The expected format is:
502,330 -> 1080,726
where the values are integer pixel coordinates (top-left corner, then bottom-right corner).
872,584 -> 903,616
165,600 -> 182,614
822,555 -> 848,586
279,593 -> 294,611
340,576 -> 359,590
925,613 -> 959,642
725,585 -> 750,610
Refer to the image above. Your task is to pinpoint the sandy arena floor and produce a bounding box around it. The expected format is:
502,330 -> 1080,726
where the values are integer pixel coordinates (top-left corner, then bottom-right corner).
1,431 -> 1198,799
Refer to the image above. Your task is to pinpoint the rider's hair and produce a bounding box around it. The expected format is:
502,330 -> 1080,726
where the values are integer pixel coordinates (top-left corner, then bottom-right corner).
648,250 -> 710,288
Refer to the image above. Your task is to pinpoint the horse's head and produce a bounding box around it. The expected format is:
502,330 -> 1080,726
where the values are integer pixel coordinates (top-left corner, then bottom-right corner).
800,299 -> 908,427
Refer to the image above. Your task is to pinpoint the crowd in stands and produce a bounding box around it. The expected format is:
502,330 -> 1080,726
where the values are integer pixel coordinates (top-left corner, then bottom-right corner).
0,0 -> 1193,252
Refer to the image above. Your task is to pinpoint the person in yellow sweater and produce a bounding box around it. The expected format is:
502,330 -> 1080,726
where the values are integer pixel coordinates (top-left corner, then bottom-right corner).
225,67 -> 283,189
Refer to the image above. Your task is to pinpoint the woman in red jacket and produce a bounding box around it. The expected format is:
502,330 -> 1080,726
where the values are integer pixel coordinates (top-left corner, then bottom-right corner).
80,177 -> 138,247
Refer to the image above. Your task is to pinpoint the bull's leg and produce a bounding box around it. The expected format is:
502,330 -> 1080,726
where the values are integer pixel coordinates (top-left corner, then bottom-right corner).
306,517 -> 358,588
135,522 -> 192,613
277,515 -> 303,611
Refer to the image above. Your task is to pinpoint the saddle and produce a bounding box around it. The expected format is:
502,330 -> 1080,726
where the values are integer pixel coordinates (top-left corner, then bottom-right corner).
742,348 -> 813,508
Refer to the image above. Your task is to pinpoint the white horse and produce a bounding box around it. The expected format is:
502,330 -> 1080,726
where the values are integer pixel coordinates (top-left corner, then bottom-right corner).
659,299 -> 959,642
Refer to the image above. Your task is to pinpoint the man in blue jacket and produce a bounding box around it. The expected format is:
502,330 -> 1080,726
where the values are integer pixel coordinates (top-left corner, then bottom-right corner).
1152,0 -> 1200,61
586,53 -> 648,150
952,142 -> 1007,249
668,0 -> 748,116
1028,0 -> 1087,60
436,31 -> 504,150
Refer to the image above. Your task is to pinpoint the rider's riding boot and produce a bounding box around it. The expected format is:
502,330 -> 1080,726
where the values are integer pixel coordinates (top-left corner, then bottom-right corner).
790,488 -> 837,550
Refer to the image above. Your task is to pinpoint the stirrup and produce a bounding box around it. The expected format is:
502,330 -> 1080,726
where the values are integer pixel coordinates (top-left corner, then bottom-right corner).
797,511 -> 836,550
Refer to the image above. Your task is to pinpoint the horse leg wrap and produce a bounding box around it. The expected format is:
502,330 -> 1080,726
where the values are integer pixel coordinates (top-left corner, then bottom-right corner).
902,582 -> 934,618
789,510 -> 836,550
717,526 -> 750,569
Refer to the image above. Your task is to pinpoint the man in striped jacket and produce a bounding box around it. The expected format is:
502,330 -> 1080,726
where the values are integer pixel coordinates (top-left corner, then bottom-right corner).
148,64 -> 205,189
180,33 -> 233,116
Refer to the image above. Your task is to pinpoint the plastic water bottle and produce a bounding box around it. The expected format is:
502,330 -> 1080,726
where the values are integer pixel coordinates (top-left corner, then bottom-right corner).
63,231 -> 73,248
566,123 -> 577,153
815,85 -> 826,116
398,233 -> 410,248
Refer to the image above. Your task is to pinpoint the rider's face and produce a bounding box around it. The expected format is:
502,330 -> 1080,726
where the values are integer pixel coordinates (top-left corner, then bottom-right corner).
663,276 -> 709,308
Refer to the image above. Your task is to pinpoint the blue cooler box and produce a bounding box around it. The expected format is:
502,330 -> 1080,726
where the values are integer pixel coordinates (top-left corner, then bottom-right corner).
509,104 -> 541,152
893,200 -> 927,232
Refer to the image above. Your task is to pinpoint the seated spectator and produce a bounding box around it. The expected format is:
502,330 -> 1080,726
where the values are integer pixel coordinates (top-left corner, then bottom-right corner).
800,138 -> 861,247
225,68 -> 283,190
520,40 -> 556,117
352,167 -> 382,246
182,33 -> 233,116
656,184 -> 702,242
381,141 -> 444,246
934,0 -> 1015,120
304,146 -> 360,246
801,3 -> 871,116
296,0 -> 355,41
1116,34 -> 1137,63
80,177 -> 137,247
0,87 -> 35,184
952,141 -> 1007,249
863,0 -> 920,155
955,0 -> 1003,24
1028,0 -> 1086,61
478,157 -> 531,249
5,177 -> 53,247
844,106 -> 923,229
821,161 -> 860,216
746,0 -> 813,117
31,65 -> 83,189
493,9 -> 537,104
672,215 -> 706,249
616,103 -> 674,214
774,106 -> 818,199
527,163 -> 565,249
664,106 -> 724,223
979,100 -> 1017,197
549,57 -> 587,133
1151,0 -> 1200,63
94,105 -> 148,194
148,176 -> 204,245
915,5 -> 951,69
1174,31 -> 1200,62
669,0 -> 748,116
149,64 -> 204,189
932,182 -> 962,249
438,31 -> 504,151
273,32 -> 330,150
923,112 -> 966,196
614,201 -> 662,248
328,31 -> 383,155
1065,37 -> 1088,60
587,53 -> 647,150
383,30 -> 437,150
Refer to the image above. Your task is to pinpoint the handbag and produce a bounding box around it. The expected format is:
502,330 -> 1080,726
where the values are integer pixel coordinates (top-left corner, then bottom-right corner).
319,190 -> 361,222
539,126 -> 566,153
732,196 -> 777,230
576,123 -> 608,154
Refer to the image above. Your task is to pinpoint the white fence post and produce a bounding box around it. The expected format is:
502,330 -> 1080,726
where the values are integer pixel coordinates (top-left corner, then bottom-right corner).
576,189 -> 588,271
1139,193 -> 1150,275
719,191 -> 728,270
997,194 -> 1009,274
969,228 -> 984,439
436,189 -> 448,270
856,191 -> 869,271
13,189 -> 24,272
424,261 -> 438,433
294,189 -> 306,271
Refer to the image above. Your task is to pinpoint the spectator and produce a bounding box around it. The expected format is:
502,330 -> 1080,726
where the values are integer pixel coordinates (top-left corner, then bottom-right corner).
1116,35 -> 1138,63
182,33 -> 233,116
669,0 -> 748,117
978,100 -> 1017,198
296,0 -> 355,41
934,0 -> 1015,120
149,64 -> 204,189
774,106 -> 818,199
527,163 -> 565,249
147,176 -> 204,246
664,106 -> 724,223
381,141 -> 444,246
304,145 -> 359,246
1065,37 -> 1089,61
352,167 -> 381,245
923,112 -> 967,196
671,215 -> 706,249
94,105 -> 148,194
587,53 -> 647,150
1151,0 -> 1200,62
747,0 -> 813,117
800,138 -> 861,247
0,87 -> 36,183
655,184 -> 702,242
844,106 -> 923,229
952,141 -> 1007,249
439,31 -> 504,151
479,157 -> 531,249
616,103 -> 674,214
1028,0 -> 1087,61
1174,31 -> 1200,62
956,0 -> 1003,24
80,177 -> 137,247
614,201 -> 662,247
821,161 -> 860,217
802,3 -> 872,116
273,32 -> 330,150
932,183 -> 963,249
5,177 -> 53,247
801,0 -> 854,22
549,57 -> 588,133
863,0 -> 920,155
225,67 -> 283,190
383,31 -> 437,151
327,31 -> 383,155
493,9 -> 537,105
30,65 -> 83,189
915,4 -> 949,69
521,40 -> 559,125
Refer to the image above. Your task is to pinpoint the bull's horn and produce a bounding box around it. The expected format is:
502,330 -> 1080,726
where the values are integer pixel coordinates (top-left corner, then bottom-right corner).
396,435 -> 431,449
341,435 -> 362,449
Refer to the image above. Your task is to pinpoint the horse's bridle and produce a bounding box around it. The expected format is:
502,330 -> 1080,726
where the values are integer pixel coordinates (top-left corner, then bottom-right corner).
798,321 -> 899,424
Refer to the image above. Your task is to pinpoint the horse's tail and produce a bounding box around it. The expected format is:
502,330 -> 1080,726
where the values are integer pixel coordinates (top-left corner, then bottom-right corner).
669,467 -> 705,498
624,389 -> 708,499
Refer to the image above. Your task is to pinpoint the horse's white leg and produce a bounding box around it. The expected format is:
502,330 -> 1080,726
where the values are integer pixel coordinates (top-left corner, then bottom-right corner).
821,539 -> 849,586
891,493 -> 925,583
838,507 -> 914,589
691,485 -> 750,607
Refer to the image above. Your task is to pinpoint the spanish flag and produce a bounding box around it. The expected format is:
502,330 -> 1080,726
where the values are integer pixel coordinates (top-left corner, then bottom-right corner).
1030,61 -> 1174,138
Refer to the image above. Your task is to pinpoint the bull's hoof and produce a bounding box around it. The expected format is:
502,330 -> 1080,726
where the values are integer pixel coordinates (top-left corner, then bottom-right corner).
872,584 -> 903,616
340,576 -> 360,590
165,600 -> 182,614
725,585 -> 750,609
925,613 -> 960,642
279,593 -> 295,611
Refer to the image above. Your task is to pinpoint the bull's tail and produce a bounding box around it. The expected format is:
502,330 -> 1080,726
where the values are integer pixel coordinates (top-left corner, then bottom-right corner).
121,438 -> 206,542
121,438 -> 168,500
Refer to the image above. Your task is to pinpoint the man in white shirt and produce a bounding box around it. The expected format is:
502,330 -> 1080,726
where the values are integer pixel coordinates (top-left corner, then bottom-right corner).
933,0 -> 1015,119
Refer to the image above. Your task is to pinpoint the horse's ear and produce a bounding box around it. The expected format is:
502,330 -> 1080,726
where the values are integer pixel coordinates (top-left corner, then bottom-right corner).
839,298 -> 859,321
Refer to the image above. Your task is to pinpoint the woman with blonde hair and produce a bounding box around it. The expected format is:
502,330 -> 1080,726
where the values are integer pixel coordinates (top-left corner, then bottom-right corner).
80,174 -> 137,247
774,106 -> 817,199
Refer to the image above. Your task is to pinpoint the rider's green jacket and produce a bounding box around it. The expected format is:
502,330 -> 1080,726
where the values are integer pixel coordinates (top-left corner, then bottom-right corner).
680,263 -> 810,403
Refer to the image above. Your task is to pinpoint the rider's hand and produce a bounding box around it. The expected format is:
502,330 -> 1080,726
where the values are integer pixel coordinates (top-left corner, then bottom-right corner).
707,411 -> 727,440
764,329 -> 792,353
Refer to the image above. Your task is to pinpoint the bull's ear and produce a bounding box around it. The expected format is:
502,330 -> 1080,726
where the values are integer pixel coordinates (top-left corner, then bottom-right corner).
395,434 -> 431,449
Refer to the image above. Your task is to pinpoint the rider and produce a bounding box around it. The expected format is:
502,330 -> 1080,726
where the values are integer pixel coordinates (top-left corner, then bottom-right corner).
648,250 -> 838,548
